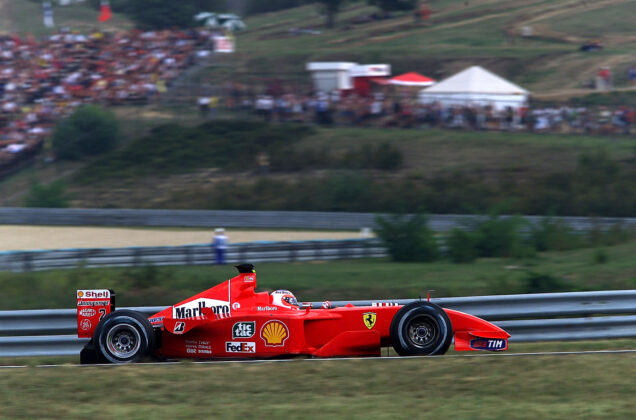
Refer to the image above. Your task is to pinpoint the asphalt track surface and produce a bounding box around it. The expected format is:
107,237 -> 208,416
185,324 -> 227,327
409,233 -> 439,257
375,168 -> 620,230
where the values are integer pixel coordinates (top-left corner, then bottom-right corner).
3,349 -> 636,369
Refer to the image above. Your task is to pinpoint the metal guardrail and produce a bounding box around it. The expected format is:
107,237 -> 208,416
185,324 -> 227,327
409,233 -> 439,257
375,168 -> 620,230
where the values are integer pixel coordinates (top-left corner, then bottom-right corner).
1,208 -> 636,231
0,239 -> 386,272
2,291 -> 636,357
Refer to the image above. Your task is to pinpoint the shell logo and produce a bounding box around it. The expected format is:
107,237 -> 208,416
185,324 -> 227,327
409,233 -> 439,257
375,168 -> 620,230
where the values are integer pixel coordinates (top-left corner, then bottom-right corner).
260,320 -> 289,347
77,291 -> 84,298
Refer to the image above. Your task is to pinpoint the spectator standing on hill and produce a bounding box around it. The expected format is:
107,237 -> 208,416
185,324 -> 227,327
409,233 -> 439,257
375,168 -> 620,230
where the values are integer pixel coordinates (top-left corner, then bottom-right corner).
208,95 -> 219,119
212,228 -> 228,265
198,96 -> 210,117
628,65 -> 636,86
596,67 -> 612,90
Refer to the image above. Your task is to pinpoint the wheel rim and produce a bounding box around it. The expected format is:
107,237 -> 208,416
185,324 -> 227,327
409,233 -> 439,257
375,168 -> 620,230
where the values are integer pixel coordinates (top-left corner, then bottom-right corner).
105,323 -> 141,359
405,315 -> 439,349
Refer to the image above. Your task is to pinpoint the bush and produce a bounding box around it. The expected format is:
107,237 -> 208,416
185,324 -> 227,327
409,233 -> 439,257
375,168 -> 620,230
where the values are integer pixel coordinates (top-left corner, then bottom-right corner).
523,272 -> 571,293
344,143 -> 403,170
587,223 -> 636,247
592,248 -> 609,265
52,105 -> 121,160
472,214 -> 525,258
529,217 -> 585,251
445,229 -> 478,263
23,181 -> 69,208
375,213 -> 439,262
75,121 -> 315,183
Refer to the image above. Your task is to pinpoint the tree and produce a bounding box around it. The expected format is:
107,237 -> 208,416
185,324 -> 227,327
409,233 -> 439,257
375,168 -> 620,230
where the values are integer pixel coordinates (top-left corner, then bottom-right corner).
245,0 -> 309,15
52,105 -> 121,160
88,0 -> 228,29
368,0 -> 417,12
24,181 -> 69,208
316,0 -> 345,28
375,213 -> 440,262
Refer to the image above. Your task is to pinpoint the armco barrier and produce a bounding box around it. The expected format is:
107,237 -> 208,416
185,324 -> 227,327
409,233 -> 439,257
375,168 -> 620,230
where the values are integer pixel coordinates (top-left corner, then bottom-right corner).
0,239 -> 387,272
2,291 -> 636,357
1,208 -> 636,231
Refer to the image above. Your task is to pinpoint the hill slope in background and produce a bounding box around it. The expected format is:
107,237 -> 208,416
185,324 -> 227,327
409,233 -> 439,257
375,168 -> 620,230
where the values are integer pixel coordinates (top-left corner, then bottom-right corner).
1,0 -> 635,95
0,0 -> 132,35
59,122 -> 636,216
2,1 -> 636,214
214,0 -> 636,97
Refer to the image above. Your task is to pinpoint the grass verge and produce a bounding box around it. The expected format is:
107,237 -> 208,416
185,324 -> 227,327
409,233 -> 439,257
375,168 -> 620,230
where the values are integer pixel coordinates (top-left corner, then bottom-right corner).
1,349 -> 636,419
2,238 -> 636,310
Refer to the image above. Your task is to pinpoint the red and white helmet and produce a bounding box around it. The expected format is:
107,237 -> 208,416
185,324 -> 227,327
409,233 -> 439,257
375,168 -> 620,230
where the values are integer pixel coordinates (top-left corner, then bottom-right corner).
270,290 -> 299,309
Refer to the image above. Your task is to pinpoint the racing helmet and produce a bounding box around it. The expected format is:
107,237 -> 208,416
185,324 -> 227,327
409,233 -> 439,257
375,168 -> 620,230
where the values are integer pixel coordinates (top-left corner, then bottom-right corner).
270,289 -> 300,309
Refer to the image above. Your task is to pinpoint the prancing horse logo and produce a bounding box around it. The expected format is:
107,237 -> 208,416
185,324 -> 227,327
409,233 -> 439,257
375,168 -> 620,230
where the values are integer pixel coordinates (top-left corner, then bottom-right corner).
363,312 -> 377,329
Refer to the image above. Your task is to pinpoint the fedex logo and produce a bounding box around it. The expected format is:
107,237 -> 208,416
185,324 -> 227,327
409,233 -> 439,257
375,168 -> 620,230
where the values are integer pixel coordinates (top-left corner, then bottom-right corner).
225,341 -> 256,353
77,290 -> 110,299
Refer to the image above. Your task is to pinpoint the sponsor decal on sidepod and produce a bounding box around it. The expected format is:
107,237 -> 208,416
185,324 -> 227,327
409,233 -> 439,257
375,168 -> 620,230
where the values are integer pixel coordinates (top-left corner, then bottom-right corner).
232,322 -> 255,339
260,320 -> 289,347
226,342 -> 256,353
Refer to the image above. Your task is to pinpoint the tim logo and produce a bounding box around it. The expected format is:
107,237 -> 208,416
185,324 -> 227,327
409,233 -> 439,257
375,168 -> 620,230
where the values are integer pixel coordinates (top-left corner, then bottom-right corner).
470,338 -> 507,351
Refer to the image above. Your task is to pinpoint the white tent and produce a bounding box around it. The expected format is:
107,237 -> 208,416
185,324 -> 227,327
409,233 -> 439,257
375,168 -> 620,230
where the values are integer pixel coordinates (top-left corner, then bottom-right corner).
419,66 -> 529,110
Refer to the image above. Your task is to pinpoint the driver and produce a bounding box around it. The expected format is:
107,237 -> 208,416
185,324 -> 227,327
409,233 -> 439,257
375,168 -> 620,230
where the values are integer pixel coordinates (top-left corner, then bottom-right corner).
270,289 -> 300,309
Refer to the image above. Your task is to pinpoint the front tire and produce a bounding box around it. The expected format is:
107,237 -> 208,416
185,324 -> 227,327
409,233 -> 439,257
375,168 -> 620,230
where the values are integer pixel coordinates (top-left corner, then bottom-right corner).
94,310 -> 156,364
390,301 -> 452,356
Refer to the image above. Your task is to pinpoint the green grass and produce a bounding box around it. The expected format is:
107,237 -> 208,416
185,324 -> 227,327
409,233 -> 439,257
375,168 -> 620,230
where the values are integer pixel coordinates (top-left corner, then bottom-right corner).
3,237 -> 636,310
72,121 -> 314,183
81,122 -> 636,184
303,126 -> 636,174
53,122 -> 636,213
0,0 -> 132,35
2,351 -> 636,419
208,0 -> 636,93
541,1 -> 636,37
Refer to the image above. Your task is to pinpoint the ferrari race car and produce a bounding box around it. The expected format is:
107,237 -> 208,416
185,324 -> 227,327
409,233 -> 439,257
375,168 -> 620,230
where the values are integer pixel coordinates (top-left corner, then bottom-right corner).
77,264 -> 510,364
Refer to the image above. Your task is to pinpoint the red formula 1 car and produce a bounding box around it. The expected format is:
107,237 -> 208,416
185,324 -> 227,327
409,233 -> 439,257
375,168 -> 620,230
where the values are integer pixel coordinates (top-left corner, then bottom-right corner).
77,264 -> 509,364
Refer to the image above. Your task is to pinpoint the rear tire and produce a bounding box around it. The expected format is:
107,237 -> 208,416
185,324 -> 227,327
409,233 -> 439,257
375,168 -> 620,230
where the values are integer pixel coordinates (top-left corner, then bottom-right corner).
94,310 -> 156,364
390,301 -> 452,356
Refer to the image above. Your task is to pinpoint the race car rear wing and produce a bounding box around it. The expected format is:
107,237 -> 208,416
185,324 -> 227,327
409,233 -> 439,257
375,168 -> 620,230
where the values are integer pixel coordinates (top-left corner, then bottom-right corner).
77,289 -> 115,338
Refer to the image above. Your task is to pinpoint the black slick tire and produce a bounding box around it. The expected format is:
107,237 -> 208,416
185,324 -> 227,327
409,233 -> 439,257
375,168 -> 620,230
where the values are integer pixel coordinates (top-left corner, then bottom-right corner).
94,309 -> 156,364
390,301 -> 452,356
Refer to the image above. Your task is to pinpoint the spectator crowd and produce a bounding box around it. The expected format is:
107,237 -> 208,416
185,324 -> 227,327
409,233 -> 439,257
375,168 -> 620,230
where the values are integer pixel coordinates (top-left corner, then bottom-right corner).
219,84 -> 636,135
0,27 -> 218,175
3,26 -> 636,179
